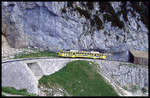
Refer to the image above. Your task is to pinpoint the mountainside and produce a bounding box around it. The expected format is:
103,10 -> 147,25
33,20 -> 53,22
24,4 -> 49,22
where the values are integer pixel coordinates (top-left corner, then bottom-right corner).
2,2 -> 149,60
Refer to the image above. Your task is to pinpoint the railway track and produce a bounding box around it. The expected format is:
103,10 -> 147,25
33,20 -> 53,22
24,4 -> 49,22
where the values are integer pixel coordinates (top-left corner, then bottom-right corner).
2,56 -> 129,64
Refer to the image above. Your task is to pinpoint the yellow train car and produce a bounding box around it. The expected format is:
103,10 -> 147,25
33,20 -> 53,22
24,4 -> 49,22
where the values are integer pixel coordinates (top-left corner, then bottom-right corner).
57,50 -> 109,59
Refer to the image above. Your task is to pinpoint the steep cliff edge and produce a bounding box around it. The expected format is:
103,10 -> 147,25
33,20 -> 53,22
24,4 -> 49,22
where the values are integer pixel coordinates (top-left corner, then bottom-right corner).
2,2 -> 148,59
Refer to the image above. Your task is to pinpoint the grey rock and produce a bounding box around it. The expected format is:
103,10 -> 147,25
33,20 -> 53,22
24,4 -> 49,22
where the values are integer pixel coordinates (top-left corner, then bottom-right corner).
95,60 -> 148,89
2,62 -> 39,94
2,2 -> 148,61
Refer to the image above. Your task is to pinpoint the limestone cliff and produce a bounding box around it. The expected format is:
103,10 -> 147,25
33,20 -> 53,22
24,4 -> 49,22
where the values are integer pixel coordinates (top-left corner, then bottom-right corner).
2,2 -> 149,60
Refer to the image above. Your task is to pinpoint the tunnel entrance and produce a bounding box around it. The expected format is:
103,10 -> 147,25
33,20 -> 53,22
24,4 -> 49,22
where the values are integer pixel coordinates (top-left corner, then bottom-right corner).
27,62 -> 43,80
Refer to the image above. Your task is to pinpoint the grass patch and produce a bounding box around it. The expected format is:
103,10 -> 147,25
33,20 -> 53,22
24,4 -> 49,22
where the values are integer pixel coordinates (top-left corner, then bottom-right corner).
14,51 -> 57,59
39,60 -> 118,96
2,87 -> 36,96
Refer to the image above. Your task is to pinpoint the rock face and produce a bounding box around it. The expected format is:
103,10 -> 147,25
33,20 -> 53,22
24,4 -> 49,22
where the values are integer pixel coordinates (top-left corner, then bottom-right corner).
95,60 -> 148,90
2,62 -> 39,94
2,2 -> 149,61
2,58 -> 73,94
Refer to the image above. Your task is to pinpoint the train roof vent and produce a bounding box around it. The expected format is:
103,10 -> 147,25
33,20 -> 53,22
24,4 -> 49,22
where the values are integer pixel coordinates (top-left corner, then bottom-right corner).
70,50 -> 78,52
91,51 -> 99,53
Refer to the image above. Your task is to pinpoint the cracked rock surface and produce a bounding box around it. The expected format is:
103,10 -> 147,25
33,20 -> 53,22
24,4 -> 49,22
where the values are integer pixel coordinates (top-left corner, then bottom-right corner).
2,2 -> 148,62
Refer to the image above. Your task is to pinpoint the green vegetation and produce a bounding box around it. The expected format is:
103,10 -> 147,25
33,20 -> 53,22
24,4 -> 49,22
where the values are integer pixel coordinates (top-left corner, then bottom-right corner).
130,2 -> 149,27
90,14 -> 104,31
104,39 -> 108,42
75,7 -> 91,19
108,33 -> 111,36
99,2 -> 124,29
61,7 -> 67,13
120,2 -> 128,22
123,84 -> 139,93
93,15 -> 103,30
86,2 -> 94,10
67,2 -> 74,8
141,87 -> 147,94
103,13 -> 124,29
2,87 -> 36,96
104,31 -> 108,35
128,85 -> 138,93
123,86 -> 128,90
120,2 -> 149,28
14,51 -> 57,59
90,18 -> 95,27
39,60 -> 118,96
2,93 -> 5,96
116,35 -> 120,41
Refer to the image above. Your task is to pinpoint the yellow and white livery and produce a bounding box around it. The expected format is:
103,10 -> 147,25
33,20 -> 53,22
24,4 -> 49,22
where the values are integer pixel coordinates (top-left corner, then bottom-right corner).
57,50 -> 110,59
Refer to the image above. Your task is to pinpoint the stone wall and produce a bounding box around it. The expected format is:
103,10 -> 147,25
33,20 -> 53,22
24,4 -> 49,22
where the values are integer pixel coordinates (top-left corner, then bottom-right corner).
2,58 -> 148,95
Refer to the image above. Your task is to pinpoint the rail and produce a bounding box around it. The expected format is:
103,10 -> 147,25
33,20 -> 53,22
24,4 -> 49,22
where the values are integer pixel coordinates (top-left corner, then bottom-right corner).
2,56 -> 128,64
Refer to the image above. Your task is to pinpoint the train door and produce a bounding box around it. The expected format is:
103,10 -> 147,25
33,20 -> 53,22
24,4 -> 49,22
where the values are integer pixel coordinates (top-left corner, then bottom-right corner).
72,52 -> 75,57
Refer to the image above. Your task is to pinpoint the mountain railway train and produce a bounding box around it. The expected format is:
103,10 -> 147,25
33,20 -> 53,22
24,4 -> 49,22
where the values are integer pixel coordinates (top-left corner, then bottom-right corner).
57,50 -> 111,59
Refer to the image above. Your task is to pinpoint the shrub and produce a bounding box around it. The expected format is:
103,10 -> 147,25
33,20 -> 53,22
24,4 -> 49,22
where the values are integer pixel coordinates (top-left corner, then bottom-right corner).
129,85 -> 138,93
2,87 -> 36,96
93,15 -> 103,30
141,87 -> 147,94
86,2 -> 94,10
61,8 -> 66,13
75,7 -> 91,19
